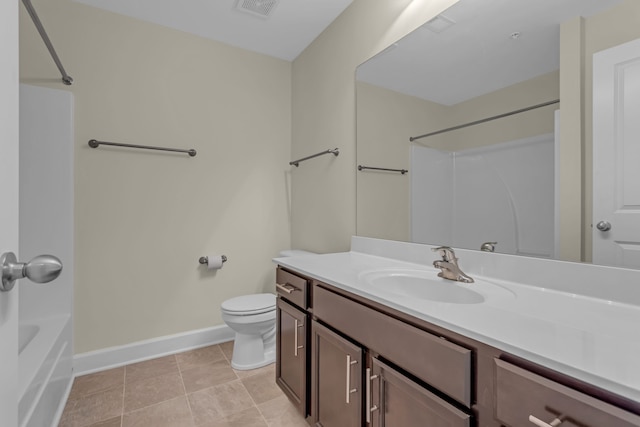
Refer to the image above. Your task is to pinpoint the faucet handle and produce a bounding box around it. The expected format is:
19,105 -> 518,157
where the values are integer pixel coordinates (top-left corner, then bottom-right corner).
432,246 -> 456,261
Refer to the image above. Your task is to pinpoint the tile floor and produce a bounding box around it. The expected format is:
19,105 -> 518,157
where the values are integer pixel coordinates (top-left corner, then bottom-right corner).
58,342 -> 308,427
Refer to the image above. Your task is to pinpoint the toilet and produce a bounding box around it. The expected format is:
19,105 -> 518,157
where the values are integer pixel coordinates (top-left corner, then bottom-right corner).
221,249 -> 314,370
221,293 -> 277,370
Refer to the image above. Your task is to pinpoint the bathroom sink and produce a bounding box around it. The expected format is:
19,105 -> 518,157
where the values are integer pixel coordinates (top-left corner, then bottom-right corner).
359,269 -> 514,304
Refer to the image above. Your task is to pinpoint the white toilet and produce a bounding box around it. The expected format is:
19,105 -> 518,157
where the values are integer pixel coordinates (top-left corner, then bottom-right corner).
221,249 -> 314,370
221,293 -> 277,370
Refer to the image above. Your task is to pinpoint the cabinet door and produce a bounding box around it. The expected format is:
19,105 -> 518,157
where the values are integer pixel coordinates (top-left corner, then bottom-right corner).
312,320 -> 363,427
276,298 -> 308,416
368,357 -> 471,427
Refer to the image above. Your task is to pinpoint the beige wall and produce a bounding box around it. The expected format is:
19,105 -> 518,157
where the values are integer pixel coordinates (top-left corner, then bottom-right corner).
448,71 -> 558,151
558,16 -> 584,262
355,82 -> 449,241
20,0 -> 292,353
291,0 -> 458,253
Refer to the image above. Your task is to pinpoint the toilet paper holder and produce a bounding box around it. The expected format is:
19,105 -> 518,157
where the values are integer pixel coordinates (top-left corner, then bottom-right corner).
199,255 -> 228,265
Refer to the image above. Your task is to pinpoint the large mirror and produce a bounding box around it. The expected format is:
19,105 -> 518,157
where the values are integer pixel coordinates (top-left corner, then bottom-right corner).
356,0 -> 640,268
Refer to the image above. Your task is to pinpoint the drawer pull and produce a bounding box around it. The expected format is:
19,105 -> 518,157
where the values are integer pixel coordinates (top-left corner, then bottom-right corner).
529,415 -> 563,427
365,368 -> 379,423
345,355 -> 358,404
294,319 -> 304,356
277,283 -> 298,294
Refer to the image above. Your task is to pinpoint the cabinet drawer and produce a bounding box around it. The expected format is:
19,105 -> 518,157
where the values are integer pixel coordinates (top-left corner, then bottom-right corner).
495,359 -> 640,427
276,267 -> 309,309
314,285 -> 472,407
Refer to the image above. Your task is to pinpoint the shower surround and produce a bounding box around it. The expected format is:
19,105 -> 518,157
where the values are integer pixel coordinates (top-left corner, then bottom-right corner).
411,133 -> 556,258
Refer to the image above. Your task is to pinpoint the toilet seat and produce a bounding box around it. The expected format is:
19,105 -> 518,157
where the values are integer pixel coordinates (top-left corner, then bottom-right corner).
221,293 -> 276,316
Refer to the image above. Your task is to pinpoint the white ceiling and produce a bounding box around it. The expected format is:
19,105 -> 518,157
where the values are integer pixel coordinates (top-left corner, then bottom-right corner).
357,0 -> 622,106
73,0 -> 354,61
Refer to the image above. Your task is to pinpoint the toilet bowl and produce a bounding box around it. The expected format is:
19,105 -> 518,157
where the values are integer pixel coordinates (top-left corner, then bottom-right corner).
221,293 -> 277,370
221,249 -> 314,370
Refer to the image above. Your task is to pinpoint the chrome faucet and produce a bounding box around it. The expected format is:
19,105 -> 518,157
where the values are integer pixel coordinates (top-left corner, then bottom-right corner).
432,246 -> 474,283
480,241 -> 497,252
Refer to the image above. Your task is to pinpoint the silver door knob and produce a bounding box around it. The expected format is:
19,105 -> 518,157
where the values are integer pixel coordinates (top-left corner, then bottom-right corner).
1,252 -> 63,292
596,221 -> 612,232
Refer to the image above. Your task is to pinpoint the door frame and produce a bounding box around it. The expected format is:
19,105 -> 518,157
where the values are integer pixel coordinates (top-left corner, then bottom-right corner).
0,0 -> 21,425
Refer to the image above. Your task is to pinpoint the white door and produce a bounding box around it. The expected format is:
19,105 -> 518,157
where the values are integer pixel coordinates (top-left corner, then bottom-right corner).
593,37 -> 640,268
0,1 -> 20,425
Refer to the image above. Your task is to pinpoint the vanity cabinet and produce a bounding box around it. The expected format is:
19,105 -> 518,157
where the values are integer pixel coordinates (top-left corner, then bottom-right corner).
313,284 -> 472,407
311,320 -> 363,427
275,265 -> 640,427
312,282 -> 474,426
275,267 -> 312,418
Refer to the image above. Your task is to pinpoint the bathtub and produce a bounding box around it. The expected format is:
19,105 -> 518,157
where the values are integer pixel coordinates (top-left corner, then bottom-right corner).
19,315 -> 73,427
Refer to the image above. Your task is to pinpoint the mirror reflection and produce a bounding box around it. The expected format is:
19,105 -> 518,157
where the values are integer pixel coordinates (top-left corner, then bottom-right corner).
356,0 -> 640,268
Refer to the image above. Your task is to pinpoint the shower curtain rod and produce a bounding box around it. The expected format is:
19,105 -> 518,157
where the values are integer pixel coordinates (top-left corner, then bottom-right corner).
22,0 -> 73,85
409,99 -> 560,142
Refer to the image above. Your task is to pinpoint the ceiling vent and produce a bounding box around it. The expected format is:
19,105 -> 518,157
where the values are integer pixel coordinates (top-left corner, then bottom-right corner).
235,0 -> 279,18
423,14 -> 456,33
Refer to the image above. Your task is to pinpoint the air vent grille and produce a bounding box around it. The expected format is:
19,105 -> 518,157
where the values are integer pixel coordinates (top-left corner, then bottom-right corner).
235,0 -> 279,18
423,14 -> 456,33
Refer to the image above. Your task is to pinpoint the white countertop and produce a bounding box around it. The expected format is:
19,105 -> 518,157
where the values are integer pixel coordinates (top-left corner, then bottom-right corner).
274,248 -> 640,403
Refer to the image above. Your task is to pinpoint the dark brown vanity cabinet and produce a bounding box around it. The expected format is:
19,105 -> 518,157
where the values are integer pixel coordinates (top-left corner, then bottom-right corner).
312,283 -> 473,427
275,267 -> 312,418
311,320 -> 363,427
275,266 -> 640,427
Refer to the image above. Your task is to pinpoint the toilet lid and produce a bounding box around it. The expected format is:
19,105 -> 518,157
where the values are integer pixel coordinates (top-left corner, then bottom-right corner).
221,293 -> 276,315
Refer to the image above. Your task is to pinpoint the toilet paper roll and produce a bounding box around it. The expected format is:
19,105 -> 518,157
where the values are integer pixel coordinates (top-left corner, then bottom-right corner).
206,255 -> 225,270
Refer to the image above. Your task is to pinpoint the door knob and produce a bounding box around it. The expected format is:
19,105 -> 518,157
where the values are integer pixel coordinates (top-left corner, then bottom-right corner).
1,252 -> 63,292
596,221 -> 612,232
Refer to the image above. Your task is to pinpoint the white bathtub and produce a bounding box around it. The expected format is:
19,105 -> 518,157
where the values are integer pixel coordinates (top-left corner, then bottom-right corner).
19,315 -> 73,427
19,84 -> 75,427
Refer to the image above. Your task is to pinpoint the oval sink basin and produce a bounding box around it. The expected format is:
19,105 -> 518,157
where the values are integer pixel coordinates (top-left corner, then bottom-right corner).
359,269 -> 513,304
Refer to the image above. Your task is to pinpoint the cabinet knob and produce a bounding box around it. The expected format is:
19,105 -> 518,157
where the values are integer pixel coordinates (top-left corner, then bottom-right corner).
529,415 -> 563,427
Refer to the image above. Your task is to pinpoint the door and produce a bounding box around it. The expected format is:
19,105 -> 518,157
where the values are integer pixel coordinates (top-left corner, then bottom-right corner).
311,320 -> 362,427
0,0 -> 20,425
368,357 -> 471,427
593,37 -> 640,268
276,297 -> 308,416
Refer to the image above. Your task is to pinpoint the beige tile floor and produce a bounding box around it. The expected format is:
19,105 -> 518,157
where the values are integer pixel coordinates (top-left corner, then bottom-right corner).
58,342 -> 308,427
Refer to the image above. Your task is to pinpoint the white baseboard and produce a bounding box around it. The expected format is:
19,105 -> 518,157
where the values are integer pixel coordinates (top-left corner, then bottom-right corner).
73,325 -> 234,376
